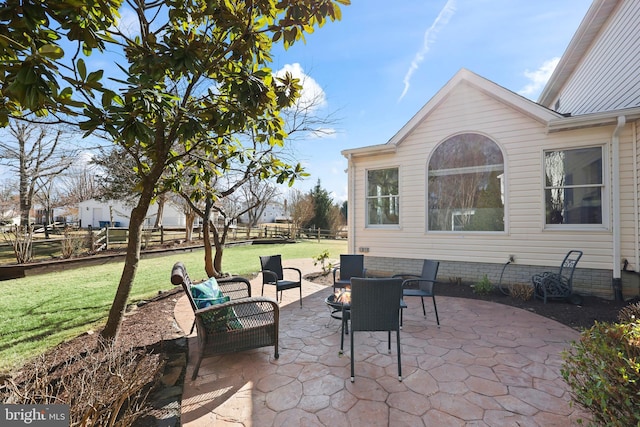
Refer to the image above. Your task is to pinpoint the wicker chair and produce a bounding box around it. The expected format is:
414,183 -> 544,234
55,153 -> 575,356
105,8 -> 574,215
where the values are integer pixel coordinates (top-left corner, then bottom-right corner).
171,262 -> 279,379
259,255 -> 303,306
348,277 -> 403,382
532,250 -> 583,304
332,254 -> 366,292
393,260 -> 440,326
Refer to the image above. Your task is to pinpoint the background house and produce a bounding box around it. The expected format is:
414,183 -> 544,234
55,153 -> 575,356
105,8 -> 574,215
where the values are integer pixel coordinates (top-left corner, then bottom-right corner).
79,199 -> 187,228
239,200 -> 289,225
342,0 -> 640,300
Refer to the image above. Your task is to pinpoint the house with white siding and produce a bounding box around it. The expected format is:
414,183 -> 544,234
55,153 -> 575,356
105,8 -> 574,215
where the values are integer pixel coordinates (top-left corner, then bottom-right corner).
79,199 -> 187,229
342,0 -> 640,300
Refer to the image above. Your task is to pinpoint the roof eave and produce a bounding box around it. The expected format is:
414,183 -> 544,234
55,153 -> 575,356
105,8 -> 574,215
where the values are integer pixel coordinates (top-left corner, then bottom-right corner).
341,144 -> 397,159
547,106 -> 640,132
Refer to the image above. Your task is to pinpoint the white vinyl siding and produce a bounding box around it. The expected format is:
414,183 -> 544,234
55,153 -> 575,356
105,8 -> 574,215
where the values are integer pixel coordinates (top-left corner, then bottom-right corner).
621,123 -> 639,271
552,1 -> 640,115
350,82 -> 620,270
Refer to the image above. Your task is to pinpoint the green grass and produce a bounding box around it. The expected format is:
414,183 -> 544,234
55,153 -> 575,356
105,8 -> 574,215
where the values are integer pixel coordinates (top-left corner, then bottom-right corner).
0,239 -> 347,373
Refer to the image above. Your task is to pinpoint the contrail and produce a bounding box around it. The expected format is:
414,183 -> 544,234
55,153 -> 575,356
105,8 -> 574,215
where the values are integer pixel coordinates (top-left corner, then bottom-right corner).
399,0 -> 457,101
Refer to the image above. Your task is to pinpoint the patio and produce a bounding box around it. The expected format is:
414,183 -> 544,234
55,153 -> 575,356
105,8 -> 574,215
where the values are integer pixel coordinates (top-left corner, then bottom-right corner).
173,259 -> 591,426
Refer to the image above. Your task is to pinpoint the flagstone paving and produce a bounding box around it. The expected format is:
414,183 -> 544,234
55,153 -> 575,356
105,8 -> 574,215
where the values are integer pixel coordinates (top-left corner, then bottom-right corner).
174,259 -> 591,426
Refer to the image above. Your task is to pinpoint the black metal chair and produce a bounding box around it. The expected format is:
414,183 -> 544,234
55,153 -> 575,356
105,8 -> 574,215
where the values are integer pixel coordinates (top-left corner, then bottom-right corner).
348,277 -> 403,382
393,260 -> 440,326
259,255 -> 303,306
332,254 -> 365,292
532,250 -> 583,304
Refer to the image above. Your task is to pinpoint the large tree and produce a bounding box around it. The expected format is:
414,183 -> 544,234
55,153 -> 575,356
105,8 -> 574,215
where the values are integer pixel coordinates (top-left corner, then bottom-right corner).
0,0 -> 349,342
288,188 -> 314,238
0,121 -> 75,226
307,179 -> 333,230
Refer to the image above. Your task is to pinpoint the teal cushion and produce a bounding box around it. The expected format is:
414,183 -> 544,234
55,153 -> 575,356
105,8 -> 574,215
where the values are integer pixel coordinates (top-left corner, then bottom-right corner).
191,277 -> 224,309
191,277 -> 241,331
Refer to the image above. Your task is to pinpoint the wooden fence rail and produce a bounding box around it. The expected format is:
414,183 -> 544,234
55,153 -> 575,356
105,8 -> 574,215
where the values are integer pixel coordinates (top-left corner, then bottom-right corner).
0,225 -> 346,264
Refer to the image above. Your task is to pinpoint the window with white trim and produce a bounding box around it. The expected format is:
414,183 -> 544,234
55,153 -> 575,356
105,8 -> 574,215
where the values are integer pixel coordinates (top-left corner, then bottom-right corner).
366,168 -> 399,225
428,133 -> 504,231
544,146 -> 603,225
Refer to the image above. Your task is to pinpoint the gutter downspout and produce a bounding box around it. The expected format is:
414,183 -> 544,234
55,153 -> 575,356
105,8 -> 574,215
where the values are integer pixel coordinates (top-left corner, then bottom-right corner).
634,124 -> 640,276
347,153 -> 356,254
612,115 -> 626,301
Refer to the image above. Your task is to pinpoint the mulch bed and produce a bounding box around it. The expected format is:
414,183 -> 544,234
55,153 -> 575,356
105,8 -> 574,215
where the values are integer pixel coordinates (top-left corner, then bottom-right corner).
304,271 -> 635,331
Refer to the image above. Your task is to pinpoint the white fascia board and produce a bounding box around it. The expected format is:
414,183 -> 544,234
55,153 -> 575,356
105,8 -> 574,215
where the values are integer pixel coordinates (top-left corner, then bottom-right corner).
547,106 -> 640,133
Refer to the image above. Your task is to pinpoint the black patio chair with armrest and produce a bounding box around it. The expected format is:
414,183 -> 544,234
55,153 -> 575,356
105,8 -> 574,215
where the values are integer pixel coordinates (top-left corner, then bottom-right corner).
348,277 -> 403,382
332,254 -> 366,292
393,259 -> 440,326
259,255 -> 303,307
170,262 -> 279,379
532,250 -> 583,304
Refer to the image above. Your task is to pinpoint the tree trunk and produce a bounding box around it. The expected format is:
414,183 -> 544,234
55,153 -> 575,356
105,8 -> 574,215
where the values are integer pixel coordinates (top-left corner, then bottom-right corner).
154,192 -> 165,228
212,223 -> 227,274
100,182 -> 154,342
185,212 -> 195,242
202,198 -> 216,278
19,171 -> 30,226
44,207 -> 50,239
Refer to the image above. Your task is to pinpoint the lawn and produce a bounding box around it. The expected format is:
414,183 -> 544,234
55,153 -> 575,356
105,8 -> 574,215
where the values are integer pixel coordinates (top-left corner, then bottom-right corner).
0,239 -> 347,373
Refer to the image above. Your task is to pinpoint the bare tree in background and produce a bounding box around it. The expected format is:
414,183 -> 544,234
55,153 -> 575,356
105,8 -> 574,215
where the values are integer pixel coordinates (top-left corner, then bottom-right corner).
242,178 -> 280,230
90,146 -> 139,203
34,175 -> 63,237
167,192 -> 199,242
0,182 -> 18,225
0,121 -> 75,226
59,164 -> 100,205
288,189 -> 314,238
328,202 -> 346,237
91,146 -> 169,228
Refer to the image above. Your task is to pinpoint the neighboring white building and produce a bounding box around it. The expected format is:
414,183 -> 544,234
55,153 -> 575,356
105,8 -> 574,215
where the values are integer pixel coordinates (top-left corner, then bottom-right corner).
342,0 -> 640,300
239,200 -> 289,224
78,199 -> 186,228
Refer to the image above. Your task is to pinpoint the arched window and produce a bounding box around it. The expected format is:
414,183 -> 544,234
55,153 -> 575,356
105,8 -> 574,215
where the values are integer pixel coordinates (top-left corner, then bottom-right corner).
428,133 -> 504,231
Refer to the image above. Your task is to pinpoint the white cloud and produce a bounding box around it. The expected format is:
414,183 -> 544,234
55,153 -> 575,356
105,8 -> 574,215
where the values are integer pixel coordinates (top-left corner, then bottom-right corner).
275,63 -> 327,112
399,0 -> 457,101
518,57 -> 560,98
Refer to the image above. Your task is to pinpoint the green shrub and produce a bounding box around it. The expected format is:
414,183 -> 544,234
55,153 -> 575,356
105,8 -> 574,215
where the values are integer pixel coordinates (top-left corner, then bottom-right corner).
561,320 -> 640,426
472,274 -> 493,295
312,249 -> 333,274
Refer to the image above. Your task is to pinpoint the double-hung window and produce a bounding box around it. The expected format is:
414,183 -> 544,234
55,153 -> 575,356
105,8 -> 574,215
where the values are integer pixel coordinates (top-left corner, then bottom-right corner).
366,168 -> 399,226
544,146 -> 604,226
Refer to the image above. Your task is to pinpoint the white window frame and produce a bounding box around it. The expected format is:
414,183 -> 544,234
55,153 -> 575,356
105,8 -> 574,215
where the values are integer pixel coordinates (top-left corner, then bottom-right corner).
542,145 -> 608,230
365,167 -> 400,228
426,133 -> 506,233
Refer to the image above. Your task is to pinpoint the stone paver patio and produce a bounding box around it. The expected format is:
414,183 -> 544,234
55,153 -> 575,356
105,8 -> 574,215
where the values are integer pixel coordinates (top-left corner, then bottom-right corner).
173,259 -> 591,426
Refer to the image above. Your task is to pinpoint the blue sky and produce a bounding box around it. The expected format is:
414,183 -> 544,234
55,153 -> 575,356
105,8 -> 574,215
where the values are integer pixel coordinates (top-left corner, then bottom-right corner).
0,1 -> 594,206
270,0 -> 593,203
